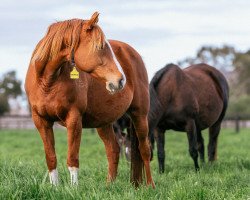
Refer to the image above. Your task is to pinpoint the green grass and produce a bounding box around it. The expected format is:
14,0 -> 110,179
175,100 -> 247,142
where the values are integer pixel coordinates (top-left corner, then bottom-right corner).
0,128 -> 249,200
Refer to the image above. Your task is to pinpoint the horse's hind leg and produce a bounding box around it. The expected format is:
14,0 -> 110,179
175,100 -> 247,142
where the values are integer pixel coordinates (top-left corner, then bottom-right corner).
197,129 -> 205,163
155,128 -> 165,173
208,122 -> 221,161
130,115 -> 155,188
97,124 -> 120,182
32,113 -> 58,185
65,111 -> 82,185
186,120 -> 199,170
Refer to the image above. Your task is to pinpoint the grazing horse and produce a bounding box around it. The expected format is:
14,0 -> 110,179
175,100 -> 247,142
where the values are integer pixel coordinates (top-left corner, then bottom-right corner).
25,12 -> 154,187
149,63 -> 229,173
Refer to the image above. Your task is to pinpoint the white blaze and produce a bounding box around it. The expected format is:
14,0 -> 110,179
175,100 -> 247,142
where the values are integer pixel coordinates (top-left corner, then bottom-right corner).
105,39 -> 126,86
49,169 -> 59,185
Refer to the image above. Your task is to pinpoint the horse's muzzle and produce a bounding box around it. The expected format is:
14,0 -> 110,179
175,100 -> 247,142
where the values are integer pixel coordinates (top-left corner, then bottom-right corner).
106,77 -> 125,94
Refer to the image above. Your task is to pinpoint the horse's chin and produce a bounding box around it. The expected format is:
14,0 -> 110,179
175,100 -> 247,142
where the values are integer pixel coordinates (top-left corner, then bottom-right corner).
107,88 -> 118,95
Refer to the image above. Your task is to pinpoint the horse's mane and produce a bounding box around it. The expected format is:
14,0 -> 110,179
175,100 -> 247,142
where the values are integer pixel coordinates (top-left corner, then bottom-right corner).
32,18 -> 105,63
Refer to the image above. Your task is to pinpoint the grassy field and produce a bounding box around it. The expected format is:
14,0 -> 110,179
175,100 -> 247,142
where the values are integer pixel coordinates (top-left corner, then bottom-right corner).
0,128 -> 249,200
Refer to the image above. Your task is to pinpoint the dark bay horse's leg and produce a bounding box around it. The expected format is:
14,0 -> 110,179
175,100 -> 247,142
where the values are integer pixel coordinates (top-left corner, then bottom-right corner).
186,120 -> 199,170
197,129 -> 205,163
32,113 -> 58,185
65,111 -> 82,185
208,123 -> 221,161
155,128 -> 165,173
97,124 -> 120,182
130,114 -> 155,188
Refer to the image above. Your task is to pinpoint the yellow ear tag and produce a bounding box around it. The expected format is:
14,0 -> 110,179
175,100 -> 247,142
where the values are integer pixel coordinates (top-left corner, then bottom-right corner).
70,67 -> 79,79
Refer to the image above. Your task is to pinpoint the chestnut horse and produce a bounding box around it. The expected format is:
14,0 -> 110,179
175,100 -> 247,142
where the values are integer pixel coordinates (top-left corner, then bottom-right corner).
25,12 -> 154,187
149,63 -> 229,173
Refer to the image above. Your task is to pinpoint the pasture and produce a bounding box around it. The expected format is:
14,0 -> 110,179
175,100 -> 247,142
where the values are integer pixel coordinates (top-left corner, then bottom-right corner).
0,128 -> 249,200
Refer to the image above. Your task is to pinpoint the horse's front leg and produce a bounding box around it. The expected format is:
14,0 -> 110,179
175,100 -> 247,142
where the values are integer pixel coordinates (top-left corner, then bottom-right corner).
97,124 -> 120,182
32,113 -> 58,185
65,111 -> 82,185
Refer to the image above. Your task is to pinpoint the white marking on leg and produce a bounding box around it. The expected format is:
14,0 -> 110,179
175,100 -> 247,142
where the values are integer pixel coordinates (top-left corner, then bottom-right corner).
105,39 -> 126,86
125,147 -> 129,155
68,167 -> 79,185
49,169 -> 59,185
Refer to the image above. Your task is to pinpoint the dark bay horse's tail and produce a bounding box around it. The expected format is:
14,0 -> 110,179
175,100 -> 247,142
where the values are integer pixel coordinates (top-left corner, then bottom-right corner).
200,64 -> 229,161
202,64 -> 229,125
148,64 -> 178,150
130,124 -> 144,187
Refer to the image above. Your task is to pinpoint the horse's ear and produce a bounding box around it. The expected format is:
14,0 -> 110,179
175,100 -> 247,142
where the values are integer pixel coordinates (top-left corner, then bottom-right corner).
86,12 -> 99,30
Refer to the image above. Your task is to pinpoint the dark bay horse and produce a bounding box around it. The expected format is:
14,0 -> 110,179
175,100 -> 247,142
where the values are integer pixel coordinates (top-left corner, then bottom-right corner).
25,12 -> 154,187
149,63 -> 229,173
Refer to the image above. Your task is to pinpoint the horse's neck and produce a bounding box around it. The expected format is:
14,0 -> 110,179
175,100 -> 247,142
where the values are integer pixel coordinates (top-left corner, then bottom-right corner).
35,49 -> 70,86
149,86 -> 164,125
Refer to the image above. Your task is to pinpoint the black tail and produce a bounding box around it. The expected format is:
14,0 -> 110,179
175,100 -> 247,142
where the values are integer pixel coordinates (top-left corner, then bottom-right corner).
201,64 -> 229,125
213,72 -> 229,125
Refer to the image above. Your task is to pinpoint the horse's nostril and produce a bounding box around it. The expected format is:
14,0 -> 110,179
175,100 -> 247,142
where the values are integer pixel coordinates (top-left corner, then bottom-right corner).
118,78 -> 124,89
109,82 -> 115,90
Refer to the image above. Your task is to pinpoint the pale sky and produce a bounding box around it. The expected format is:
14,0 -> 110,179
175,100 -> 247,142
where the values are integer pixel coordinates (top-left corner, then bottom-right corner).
1,0 -> 250,88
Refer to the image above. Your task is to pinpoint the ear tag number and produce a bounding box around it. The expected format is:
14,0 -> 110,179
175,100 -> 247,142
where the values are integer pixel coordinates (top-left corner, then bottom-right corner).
70,67 -> 79,79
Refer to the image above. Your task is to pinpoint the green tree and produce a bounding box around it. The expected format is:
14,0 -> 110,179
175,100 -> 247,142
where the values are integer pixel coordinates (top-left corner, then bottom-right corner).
178,45 -> 236,72
0,94 -> 9,115
0,71 -> 22,98
233,50 -> 250,95
0,70 -> 22,116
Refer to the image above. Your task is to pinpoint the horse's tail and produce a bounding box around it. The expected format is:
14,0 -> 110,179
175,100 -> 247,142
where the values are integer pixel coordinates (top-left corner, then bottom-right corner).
130,124 -> 144,187
204,65 -> 229,125
214,73 -> 229,126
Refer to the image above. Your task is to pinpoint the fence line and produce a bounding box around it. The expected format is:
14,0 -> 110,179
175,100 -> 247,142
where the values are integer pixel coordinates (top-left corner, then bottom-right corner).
0,115 -> 250,132
0,115 -> 62,129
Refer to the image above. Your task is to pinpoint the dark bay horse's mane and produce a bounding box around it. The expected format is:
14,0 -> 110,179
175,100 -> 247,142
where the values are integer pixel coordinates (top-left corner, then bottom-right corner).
32,18 -> 105,64
149,64 -> 178,123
